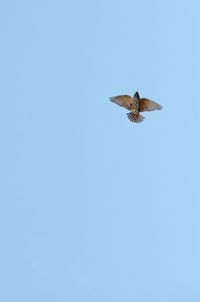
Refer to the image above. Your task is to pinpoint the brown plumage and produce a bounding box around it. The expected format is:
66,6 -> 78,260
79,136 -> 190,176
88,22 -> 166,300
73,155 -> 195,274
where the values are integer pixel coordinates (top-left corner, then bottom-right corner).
109,91 -> 162,123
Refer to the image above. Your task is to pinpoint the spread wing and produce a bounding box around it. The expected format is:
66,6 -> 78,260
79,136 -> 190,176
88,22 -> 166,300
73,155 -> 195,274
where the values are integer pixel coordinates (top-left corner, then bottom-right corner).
109,95 -> 133,110
139,98 -> 163,112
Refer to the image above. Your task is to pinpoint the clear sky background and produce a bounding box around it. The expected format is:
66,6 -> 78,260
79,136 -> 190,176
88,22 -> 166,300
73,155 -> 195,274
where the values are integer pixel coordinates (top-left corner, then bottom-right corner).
1,0 -> 200,301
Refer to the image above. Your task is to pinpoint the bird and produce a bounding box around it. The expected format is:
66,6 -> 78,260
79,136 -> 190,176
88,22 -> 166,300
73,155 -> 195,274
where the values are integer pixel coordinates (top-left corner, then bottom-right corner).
109,91 -> 162,123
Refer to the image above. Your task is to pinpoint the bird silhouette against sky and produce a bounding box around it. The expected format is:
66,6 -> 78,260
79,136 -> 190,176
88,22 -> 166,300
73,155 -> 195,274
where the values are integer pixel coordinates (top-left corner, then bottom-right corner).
110,91 -> 162,123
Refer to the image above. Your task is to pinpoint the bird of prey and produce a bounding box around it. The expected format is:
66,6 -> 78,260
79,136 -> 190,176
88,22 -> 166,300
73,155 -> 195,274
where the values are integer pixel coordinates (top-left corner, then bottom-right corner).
109,91 -> 162,123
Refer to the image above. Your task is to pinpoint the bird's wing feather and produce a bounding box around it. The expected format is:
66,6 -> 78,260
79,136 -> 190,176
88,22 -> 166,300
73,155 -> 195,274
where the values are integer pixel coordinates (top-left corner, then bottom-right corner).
109,95 -> 133,110
139,98 -> 163,112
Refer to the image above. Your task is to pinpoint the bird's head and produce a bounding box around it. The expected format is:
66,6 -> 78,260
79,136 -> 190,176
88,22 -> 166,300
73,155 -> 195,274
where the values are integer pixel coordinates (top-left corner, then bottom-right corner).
133,90 -> 140,100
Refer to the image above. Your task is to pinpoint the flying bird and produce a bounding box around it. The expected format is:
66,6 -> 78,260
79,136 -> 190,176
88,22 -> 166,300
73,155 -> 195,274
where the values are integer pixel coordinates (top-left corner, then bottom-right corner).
110,91 -> 162,123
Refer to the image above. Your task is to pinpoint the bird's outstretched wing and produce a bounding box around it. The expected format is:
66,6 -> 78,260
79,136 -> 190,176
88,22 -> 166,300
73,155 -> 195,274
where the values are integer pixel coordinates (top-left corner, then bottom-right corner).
109,95 -> 133,110
139,98 -> 163,112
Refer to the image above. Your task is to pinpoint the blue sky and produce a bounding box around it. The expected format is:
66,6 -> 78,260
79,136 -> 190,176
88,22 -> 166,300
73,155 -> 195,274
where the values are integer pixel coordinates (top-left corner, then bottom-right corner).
1,0 -> 200,301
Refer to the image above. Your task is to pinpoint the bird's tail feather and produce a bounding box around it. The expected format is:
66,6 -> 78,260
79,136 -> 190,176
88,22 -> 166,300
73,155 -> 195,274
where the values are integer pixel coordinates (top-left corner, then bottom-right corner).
127,112 -> 145,123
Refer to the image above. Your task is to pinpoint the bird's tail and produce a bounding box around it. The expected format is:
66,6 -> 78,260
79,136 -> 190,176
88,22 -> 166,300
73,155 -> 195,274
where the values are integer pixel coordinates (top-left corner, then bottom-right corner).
127,112 -> 145,123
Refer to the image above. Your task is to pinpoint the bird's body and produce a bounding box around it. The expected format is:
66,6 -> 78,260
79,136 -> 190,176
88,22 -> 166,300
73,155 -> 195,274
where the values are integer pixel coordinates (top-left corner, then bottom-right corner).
110,91 -> 162,123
